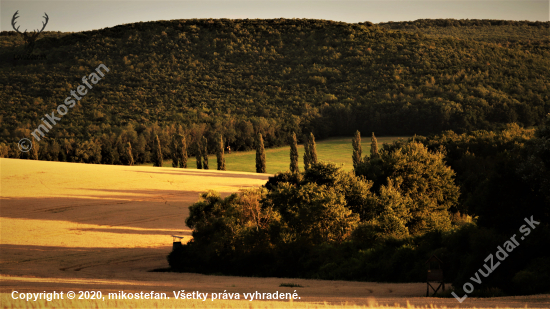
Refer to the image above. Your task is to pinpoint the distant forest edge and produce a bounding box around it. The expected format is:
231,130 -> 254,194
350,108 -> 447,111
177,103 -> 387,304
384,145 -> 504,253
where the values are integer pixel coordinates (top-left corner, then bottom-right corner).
380,19 -> 549,47
1,18 -> 549,163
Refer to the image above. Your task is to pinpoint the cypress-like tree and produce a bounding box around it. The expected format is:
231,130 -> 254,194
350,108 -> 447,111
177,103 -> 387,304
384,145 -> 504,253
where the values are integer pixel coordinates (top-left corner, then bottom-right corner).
50,140 -> 60,161
127,141 -> 134,166
62,139 -> 72,162
371,132 -> 379,158
30,141 -> 39,160
309,132 -> 318,165
202,136 -> 209,170
101,139 -> 115,165
153,135 -> 163,167
59,145 -> 67,162
303,135 -> 311,170
290,132 -> 299,173
170,136 -> 179,167
256,133 -> 266,173
216,134 -> 226,170
180,135 -> 188,168
352,130 -> 362,169
0,143 -> 8,158
195,141 -> 202,169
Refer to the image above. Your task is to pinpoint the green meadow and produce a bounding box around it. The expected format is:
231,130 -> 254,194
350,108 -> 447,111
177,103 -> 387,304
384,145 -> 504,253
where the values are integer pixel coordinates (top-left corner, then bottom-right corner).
150,136 -> 407,174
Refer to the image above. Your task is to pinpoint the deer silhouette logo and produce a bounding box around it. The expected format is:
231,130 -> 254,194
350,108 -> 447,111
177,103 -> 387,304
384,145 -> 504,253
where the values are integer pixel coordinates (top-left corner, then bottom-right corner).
11,10 -> 49,53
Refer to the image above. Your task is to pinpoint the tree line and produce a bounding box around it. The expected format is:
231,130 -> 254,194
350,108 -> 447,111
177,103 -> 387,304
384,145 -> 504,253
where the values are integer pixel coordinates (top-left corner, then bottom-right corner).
1,121 -> 334,175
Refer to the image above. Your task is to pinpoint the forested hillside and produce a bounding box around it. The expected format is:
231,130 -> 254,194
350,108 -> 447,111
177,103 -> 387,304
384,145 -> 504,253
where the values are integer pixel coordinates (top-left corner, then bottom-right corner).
379,19 -> 550,57
379,19 -> 549,43
1,18 -> 549,163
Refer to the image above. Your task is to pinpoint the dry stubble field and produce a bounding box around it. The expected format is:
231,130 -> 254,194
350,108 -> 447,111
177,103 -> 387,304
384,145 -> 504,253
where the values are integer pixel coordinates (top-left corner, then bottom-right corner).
1,158 -> 549,308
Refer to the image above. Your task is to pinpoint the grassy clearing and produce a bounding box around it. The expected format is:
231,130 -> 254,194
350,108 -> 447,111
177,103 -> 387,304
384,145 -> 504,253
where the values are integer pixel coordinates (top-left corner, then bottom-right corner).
147,136 -> 407,174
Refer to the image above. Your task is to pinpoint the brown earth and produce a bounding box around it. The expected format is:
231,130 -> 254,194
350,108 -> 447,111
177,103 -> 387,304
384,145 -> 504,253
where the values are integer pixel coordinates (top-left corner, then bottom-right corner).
1,158 -> 549,308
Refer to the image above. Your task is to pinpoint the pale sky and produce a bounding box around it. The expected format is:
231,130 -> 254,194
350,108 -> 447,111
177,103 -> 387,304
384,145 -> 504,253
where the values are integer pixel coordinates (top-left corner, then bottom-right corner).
1,1 -> 548,33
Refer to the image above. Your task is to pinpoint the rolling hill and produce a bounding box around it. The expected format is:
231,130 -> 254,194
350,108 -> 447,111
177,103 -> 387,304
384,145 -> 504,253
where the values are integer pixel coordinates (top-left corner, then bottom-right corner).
1,18 -> 549,163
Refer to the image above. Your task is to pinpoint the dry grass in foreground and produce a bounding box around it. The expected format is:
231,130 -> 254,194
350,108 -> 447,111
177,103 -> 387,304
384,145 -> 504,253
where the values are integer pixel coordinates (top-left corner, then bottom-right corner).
0,293 -> 533,309
2,159 -> 549,309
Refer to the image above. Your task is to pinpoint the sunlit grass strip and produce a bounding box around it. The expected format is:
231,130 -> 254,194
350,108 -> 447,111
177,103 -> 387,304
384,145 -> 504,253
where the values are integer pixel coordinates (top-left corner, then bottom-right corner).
144,136 -> 407,174
0,217 -> 190,248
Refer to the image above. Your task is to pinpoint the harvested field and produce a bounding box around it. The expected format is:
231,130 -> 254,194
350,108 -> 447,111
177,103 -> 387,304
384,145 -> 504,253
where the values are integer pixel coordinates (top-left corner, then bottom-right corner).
1,158 -> 549,308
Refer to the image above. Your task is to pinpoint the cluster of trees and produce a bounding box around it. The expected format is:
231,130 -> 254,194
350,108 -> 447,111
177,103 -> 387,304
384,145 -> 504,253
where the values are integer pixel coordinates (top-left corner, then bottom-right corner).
352,131 -> 380,169
170,116 -> 550,296
253,130 -> 319,173
169,134 -> 188,168
194,136 -> 207,169
1,18 -> 549,161
0,123 -> 231,172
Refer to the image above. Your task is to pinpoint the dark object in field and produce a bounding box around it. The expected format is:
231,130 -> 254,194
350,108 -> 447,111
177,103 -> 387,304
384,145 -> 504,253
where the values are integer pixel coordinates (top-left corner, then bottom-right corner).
279,283 -> 303,288
426,254 -> 445,296
172,235 -> 183,250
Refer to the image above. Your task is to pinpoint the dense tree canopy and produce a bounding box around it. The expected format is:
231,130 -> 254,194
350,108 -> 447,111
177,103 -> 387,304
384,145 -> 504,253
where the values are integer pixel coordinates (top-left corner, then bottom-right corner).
380,19 -> 550,57
356,142 -> 460,235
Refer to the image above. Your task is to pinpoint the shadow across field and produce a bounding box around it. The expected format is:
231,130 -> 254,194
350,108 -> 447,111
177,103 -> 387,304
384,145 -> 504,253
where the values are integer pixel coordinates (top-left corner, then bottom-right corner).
71,188 -> 205,200
72,227 -> 193,236
132,170 -> 272,180
0,195 -> 195,229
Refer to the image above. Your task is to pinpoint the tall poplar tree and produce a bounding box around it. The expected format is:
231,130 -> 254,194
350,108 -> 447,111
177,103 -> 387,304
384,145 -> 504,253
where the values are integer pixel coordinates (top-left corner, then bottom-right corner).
195,140 -> 202,169
309,132 -> 318,165
180,135 -> 188,168
170,136 -> 179,167
256,133 -> 266,173
352,130 -> 362,169
153,135 -> 163,167
30,141 -> 39,160
202,136 -> 209,169
303,135 -> 311,170
371,132 -> 379,158
127,141 -> 134,166
290,132 -> 299,173
217,134 -> 226,170
0,143 -> 8,158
